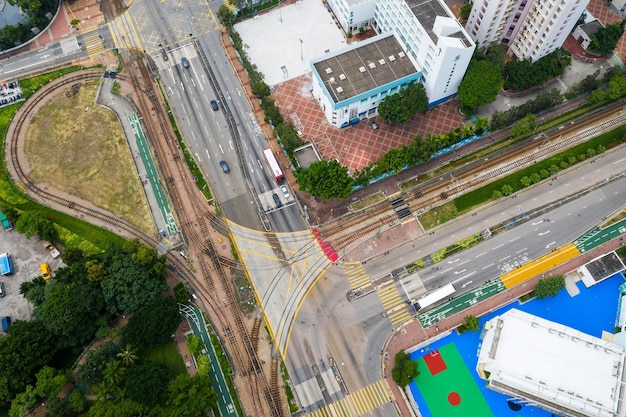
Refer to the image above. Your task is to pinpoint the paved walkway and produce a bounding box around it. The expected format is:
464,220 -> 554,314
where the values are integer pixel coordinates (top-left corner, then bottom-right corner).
384,236 -> 626,417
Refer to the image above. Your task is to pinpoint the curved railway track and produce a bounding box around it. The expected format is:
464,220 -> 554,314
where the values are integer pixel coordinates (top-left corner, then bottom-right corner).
6,66 -> 284,416
319,101 -> 626,252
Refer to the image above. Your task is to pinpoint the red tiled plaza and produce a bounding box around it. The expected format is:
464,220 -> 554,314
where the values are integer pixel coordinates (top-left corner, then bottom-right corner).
271,73 -> 466,172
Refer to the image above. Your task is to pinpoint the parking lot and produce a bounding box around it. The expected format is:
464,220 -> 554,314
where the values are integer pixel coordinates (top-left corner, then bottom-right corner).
0,228 -> 65,325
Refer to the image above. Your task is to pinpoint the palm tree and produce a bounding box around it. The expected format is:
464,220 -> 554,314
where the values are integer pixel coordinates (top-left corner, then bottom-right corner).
102,359 -> 126,387
117,344 -> 138,367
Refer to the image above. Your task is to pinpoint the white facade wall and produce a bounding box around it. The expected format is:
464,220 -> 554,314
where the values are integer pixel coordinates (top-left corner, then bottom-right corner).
510,0 -> 589,61
466,0 -> 589,62
375,0 -> 475,104
327,0 -> 376,34
466,0 -> 517,48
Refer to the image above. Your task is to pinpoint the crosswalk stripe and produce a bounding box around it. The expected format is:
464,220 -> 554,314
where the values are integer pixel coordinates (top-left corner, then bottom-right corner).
389,309 -> 411,325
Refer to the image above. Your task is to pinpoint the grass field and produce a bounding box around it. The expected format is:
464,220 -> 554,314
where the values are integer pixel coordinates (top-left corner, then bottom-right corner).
24,81 -> 154,234
411,343 -> 493,417
143,341 -> 187,376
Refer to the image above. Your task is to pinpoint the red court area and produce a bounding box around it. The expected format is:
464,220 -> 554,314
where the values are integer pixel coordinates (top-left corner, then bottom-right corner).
423,349 -> 447,376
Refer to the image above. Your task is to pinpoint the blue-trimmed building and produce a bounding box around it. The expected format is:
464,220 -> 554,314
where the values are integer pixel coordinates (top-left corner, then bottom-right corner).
310,33 -> 421,128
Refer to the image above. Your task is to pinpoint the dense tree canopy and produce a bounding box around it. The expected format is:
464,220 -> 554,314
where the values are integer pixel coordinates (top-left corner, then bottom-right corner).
15,210 -> 58,241
34,279 -> 106,349
503,49 -> 571,91
534,275 -> 565,299
101,252 -> 167,315
378,82 -> 428,123
295,160 -> 354,200
458,60 -> 503,114
124,297 -> 181,348
589,23 -> 625,55
0,320 -> 56,405
124,361 -> 172,407
75,341 -> 121,389
164,374 -> 218,417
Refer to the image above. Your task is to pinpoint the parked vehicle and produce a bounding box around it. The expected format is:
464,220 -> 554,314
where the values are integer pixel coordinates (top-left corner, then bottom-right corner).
40,263 -> 51,280
281,185 -> 290,199
0,282 -> 5,297
41,241 -> 60,259
369,119 -> 379,131
0,253 -> 13,276
1,316 -> 10,332
0,211 -> 12,231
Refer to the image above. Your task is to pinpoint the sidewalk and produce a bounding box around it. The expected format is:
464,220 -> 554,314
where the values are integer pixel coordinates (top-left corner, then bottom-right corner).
384,237 -> 625,417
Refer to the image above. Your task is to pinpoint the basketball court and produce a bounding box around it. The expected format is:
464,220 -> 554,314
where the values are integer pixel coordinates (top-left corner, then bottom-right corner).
411,343 -> 493,417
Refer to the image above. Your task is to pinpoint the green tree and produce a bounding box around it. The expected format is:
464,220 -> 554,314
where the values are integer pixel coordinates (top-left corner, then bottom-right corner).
589,23 -> 624,55
459,3 -> 472,21
124,298 -> 181,348
186,334 -> 205,356
501,184 -> 514,196
520,176 -> 532,187
86,259 -> 107,282
75,341 -> 120,389
163,374 -> 218,417
61,247 -> 84,265
391,351 -> 419,388
511,114 -> 536,136
607,74 -> 626,100
460,315 -> 480,332
533,275 -> 565,299
492,190 -> 503,200
117,344 -> 138,367
125,361 -> 172,407
8,385 -> 36,417
34,279 -> 105,349
458,60 -> 503,114
15,210 -> 58,240
251,81 -> 271,99
173,282 -> 190,304
530,172 -> 541,184
196,355 -> 210,376
101,252 -> 167,315
295,160 -> 354,200
20,276 -> 46,307
82,398 -> 147,417
0,320 -> 56,405
33,366 -> 67,400
402,82 -> 429,115
102,360 -> 126,387
216,4 -> 235,26
378,92 -> 412,123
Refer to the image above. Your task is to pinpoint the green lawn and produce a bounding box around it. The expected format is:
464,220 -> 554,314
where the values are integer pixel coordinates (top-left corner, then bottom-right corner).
143,341 -> 187,376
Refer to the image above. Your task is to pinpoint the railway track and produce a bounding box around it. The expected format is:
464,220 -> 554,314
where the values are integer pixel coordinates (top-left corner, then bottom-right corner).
6,64 -> 284,416
128,52 -> 284,417
318,101 -> 626,251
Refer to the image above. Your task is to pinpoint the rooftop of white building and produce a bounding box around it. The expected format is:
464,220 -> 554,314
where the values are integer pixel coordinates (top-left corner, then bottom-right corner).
405,0 -> 472,46
478,308 -> 624,417
311,33 -> 419,104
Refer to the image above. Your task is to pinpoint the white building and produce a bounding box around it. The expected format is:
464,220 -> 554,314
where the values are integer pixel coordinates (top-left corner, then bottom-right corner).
326,0 -> 376,35
466,0 -> 589,62
374,0 -> 475,106
310,33 -> 421,128
477,309 -> 625,417
324,0 -> 475,107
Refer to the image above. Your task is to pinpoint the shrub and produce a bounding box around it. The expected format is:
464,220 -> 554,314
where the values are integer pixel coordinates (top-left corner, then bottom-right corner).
534,275 -> 565,299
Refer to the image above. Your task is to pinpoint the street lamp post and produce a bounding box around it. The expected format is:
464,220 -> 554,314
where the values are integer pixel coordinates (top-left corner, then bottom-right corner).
299,38 -> 303,61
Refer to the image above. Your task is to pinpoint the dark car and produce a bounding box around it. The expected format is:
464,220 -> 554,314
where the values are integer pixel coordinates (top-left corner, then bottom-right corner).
369,119 -> 379,131
181,57 -> 190,68
219,160 -> 230,173
272,193 -> 282,208
0,282 -> 5,298
210,100 -> 219,111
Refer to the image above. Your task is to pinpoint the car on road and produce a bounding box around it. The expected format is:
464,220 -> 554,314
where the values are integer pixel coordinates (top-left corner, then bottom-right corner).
272,193 -> 282,208
369,119 -> 379,131
280,185 -> 290,199
219,160 -> 230,173
181,57 -> 190,69
210,100 -> 219,111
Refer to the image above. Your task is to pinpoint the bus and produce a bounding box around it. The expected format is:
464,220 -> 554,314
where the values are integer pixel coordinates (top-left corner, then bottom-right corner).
414,283 -> 456,311
262,148 -> 285,184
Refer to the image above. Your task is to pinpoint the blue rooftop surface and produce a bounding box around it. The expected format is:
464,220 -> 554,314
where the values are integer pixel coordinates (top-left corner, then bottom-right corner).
409,272 -> 626,417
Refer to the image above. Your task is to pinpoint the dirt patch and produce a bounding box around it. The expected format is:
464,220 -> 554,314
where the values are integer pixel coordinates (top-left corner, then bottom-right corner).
24,81 -> 154,233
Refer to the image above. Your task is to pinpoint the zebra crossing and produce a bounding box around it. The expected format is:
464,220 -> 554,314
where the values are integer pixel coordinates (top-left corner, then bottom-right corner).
81,30 -> 105,56
377,284 -> 412,325
342,262 -> 370,291
307,380 -> 390,417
